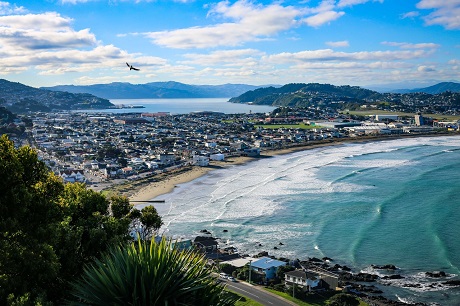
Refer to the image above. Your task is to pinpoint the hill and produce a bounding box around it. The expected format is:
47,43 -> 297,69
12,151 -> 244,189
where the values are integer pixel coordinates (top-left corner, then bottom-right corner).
41,81 -> 268,99
229,83 -> 383,107
391,82 -> 460,94
0,79 -> 113,113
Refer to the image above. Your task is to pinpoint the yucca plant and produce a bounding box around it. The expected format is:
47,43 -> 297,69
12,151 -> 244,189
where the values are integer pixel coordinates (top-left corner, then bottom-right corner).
68,237 -> 239,306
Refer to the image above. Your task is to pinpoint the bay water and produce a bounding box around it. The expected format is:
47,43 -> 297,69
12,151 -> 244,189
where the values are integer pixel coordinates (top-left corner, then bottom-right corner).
104,98 -> 275,114
144,135 -> 460,305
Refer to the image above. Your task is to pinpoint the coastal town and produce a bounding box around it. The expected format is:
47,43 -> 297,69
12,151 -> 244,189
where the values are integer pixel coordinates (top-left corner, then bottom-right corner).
5,106 -> 459,193
3,104 -> 460,305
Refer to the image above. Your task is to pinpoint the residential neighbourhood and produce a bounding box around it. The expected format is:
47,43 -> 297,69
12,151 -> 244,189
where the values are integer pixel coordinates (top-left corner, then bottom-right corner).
4,107 -> 459,188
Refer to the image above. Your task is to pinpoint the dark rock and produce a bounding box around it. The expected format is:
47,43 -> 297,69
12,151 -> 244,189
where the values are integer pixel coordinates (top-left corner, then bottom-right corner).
256,251 -> 269,257
382,274 -> 404,280
308,257 -> 323,262
274,246 -> 278,250
222,229 -> 228,232
200,229 -> 209,233
279,242 -> 284,245
426,271 -> 446,278
371,264 -> 397,270
322,256 -> 333,261
340,272 -> 378,282
443,280 -> 460,286
342,265 -> 351,271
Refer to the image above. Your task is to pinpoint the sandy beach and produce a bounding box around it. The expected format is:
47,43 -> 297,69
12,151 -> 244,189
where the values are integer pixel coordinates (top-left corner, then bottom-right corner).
125,133 -> 455,204
128,155 -> 255,203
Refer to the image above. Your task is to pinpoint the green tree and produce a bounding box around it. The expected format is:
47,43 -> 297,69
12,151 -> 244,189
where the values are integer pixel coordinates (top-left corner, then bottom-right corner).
327,293 -> 360,306
69,238 -> 239,306
54,183 -> 134,289
129,205 -> 163,240
0,135 -> 164,304
0,134 -> 63,304
276,264 -> 295,280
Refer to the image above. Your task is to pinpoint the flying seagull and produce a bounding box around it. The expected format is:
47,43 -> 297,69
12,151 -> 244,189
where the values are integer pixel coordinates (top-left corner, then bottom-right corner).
126,62 -> 140,71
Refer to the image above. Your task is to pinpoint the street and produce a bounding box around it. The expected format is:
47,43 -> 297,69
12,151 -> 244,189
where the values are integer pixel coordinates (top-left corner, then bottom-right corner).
221,279 -> 296,306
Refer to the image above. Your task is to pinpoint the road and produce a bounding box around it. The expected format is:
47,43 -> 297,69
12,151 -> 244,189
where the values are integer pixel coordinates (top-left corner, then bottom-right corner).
221,279 -> 296,306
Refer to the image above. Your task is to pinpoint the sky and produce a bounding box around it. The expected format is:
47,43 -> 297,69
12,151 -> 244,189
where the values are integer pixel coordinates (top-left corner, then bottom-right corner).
0,0 -> 459,90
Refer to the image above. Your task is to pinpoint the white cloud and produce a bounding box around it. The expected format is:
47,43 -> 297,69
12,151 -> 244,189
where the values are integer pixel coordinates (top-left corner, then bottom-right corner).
326,40 -> 349,47
416,0 -> 460,29
418,65 -> 436,72
0,13 -> 96,50
0,1 -> 26,15
0,10 -> 168,78
337,0 -> 383,8
144,0 -> 301,49
381,41 -> 440,49
181,49 -> 264,66
303,10 -> 344,27
264,49 -> 431,63
401,11 -> 420,19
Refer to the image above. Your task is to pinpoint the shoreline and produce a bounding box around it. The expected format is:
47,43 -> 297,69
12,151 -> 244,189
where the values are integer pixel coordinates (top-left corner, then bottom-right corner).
126,132 -> 458,204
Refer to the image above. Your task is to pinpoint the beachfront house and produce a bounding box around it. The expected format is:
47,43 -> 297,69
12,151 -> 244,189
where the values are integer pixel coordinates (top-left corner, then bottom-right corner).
192,155 -> 210,167
250,257 -> 287,281
284,268 -> 339,291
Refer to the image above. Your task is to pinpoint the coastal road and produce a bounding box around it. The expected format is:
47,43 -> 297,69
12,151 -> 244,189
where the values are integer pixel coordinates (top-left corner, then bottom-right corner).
222,279 -> 296,306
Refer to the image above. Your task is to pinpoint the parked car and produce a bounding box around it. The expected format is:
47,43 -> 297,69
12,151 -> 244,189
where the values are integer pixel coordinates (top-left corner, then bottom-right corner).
219,272 -> 227,279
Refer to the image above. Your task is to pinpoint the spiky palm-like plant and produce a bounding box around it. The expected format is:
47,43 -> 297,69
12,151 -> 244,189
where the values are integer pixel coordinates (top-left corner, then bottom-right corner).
68,237 -> 238,306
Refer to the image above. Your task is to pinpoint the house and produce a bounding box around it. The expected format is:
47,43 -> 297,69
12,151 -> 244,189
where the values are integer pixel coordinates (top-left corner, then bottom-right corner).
243,148 -> 260,157
285,268 -> 339,291
192,155 -> 209,167
250,256 -> 287,281
59,169 -> 86,183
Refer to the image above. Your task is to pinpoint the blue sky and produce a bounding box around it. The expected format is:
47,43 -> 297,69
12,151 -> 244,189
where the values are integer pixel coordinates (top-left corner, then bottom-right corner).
0,0 -> 459,89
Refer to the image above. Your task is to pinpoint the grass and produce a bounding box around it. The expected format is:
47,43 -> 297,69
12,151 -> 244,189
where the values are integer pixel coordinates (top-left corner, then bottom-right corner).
263,288 -> 370,306
226,290 -> 263,306
264,288 -> 327,306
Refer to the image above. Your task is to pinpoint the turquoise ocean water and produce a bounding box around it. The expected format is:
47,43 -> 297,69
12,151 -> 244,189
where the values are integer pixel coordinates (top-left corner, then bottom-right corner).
143,135 -> 460,305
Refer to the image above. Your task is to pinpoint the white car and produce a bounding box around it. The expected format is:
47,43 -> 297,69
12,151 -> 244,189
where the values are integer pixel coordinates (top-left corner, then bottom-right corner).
227,276 -> 237,282
219,272 -> 228,279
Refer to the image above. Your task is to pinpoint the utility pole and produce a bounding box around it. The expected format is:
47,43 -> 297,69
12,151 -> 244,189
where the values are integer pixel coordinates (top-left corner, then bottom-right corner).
248,260 -> 252,284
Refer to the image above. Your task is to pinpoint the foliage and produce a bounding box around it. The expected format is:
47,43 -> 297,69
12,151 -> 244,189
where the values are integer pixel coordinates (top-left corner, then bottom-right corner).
326,293 -> 360,306
219,263 -> 237,275
276,264 -> 295,279
0,134 -> 63,305
129,205 -> 163,240
68,237 -> 239,306
0,135 -> 162,305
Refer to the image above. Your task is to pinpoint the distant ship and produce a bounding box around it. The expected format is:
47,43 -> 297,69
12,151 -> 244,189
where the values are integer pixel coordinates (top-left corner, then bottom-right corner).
111,104 -> 145,109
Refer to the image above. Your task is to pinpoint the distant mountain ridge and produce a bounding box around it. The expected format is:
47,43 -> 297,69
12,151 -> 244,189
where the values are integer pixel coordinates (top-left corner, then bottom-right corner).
0,79 -> 113,113
41,81 -> 270,99
390,82 -> 460,94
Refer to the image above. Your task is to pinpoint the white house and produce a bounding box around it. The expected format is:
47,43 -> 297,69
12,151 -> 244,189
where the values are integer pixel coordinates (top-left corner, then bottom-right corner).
193,155 -> 209,167
59,170 -> 86,183
210,153 -> 225,161
285,268 -> 339,291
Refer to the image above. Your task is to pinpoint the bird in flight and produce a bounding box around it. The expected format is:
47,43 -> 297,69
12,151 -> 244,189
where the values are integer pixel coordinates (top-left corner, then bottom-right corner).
126,62 -> 140,71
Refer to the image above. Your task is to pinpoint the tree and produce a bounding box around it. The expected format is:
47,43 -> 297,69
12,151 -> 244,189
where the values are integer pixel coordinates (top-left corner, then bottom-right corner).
68,238 -> 239,306
129,205 -> 163,240
0,134 -> 63,304
327,293 -> 360,306
276,264 -> 295,280
0,135 -> 164,304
